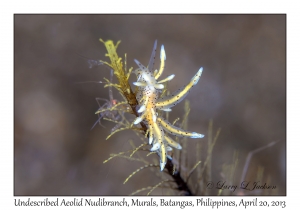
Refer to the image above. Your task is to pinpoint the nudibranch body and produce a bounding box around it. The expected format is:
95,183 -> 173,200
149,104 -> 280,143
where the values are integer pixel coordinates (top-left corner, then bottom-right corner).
133,40 -> 204,171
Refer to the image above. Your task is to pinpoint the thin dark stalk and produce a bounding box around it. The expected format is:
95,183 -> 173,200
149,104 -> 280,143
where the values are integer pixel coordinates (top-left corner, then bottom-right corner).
165,158 -> 193,195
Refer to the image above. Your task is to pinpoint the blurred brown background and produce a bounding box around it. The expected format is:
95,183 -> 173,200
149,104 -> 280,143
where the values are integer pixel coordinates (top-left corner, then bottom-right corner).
14,14 -> 286,195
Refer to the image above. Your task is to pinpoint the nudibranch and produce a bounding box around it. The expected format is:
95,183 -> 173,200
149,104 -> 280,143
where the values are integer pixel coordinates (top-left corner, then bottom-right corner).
132,40 -> 204,171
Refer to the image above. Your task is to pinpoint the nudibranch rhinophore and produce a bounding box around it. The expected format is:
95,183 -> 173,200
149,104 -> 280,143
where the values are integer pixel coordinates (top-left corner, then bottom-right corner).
132,40 -> 204,171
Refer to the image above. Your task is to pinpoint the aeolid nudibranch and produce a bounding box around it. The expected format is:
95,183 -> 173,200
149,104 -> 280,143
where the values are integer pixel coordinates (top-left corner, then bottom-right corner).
132,40 -> 204,171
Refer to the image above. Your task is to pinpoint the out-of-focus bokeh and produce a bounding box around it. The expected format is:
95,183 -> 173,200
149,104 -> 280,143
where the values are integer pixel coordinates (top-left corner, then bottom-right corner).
14,15 -> 286,195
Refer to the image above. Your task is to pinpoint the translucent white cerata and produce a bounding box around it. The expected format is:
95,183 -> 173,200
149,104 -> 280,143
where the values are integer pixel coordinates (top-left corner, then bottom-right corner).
132,40 -> 204,171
